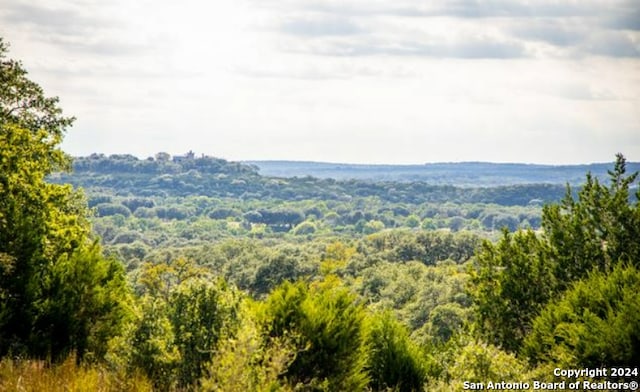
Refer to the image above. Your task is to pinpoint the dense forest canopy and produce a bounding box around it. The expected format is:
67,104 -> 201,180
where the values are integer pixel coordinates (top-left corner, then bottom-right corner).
55,152 -> 573,205
1,37 -> 639,391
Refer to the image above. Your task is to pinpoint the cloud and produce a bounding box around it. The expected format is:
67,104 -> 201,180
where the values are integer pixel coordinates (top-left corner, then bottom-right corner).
510,20 -> 587,47
0,0 -> 178,59
426,0 -> 610,18
267,0 -> 606,19
251,0 -> 640,60
602,2 -> 640,30
281,34 -> 527,59
507,16 -> 640,59
1,0 -> 638,164
584,31 -> 640,57
2,1 -> 118,37
279,15 -> 362,37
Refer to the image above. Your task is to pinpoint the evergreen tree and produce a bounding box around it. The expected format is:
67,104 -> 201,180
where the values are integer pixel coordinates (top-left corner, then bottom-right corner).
469,154 -> 639,352
367,311 -> 428,392
469,229 -> 555,352
261,280 -> 369,391
543,153 -> 640,286
523,264 -> 640,367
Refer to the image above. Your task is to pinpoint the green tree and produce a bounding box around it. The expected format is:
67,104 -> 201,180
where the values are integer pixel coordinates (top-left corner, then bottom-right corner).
129,297 -> 180,391
469,154 -> 639,353
426,303 -> 470,345
522,263 -> 640,367
201,301 -> 296,392
169,279 -> 240,389
543,153 -> 640,286
367,311 -> 428,392
445,340 -> 527,389
34,244 -> 134,362
261,280 -> 369,391
469,230 -> 555,352
0,37 -> 131,360
135,257 -> 209,299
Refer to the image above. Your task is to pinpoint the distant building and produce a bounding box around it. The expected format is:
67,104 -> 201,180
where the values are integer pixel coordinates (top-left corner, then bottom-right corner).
173,150 -> 195,163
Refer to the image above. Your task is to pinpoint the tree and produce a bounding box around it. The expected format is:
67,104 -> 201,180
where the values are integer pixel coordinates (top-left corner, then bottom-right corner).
469,155 -> 639,353
0,38 -> 74,137
367,311 -> 428,392
155,152 -> 171,162
426,303 -> 470,345
0,37 -> 131,360
34,244 -> 134,362
202,302 -> 296,392
469,230 -> 555,352
128,296 -> 180,391
169,279 -> 240,388
446,340 -> 527,389
542,153 -> 640,287
522,263 -> 640,367
261,281 -> 369,391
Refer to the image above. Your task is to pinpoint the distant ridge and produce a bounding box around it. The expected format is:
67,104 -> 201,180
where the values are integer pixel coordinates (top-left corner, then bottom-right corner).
244,160 -> 640,187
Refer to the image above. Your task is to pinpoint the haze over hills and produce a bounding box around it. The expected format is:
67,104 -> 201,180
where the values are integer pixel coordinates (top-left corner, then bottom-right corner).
245,160 -> 640,186
57,154 -> 571,206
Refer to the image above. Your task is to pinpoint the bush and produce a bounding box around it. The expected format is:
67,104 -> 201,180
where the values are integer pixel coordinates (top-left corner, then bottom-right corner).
95,203 -> 131,217
292,221 -> 316,236
261,281 -> 369,391
170,279 -> 240,388
367,311 -> 428,391
447,340 -> 527,389
522,264 -> 640,367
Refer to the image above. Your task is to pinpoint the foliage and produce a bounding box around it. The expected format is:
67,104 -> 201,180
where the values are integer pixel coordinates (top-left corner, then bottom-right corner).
357,260 -> 472,337
135,257 -> 210,299
543,153 -> 640,286
469,229 -> 555,352
124,261 -> 242,390
469,154 -> 639,352
202,301 -> 296,392
34,244 -> 135,362
260,280 -> 369,391
522,263 -> 640,367
128,296 -> 180,390
424,303 -> 471,345
445,339 -> 527,389
366,311 -> 429,392
169,279 -> 240,388
0,39 -> 129,362
363,230 -> 480,265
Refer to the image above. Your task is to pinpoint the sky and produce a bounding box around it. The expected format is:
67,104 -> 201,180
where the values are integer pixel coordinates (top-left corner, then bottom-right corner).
1,0 -> 639,164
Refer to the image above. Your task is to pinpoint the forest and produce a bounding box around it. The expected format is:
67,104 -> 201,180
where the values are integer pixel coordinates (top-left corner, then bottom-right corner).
1,36 -> 639,391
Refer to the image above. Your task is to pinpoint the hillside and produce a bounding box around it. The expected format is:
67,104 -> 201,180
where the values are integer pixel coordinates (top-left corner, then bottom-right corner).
246,160 -> 640,185
50,154 -> 575,206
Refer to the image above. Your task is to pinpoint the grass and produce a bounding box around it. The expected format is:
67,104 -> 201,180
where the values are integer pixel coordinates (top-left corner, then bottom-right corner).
0,356 -> 152,392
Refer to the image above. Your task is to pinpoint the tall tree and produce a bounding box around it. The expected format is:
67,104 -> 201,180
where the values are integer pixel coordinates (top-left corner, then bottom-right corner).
0,37 -> 131,360
469,154 -> 639,352
543,153 -> 640,287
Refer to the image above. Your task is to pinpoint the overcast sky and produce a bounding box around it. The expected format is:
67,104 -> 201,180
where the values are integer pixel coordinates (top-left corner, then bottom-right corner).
1,0 -> 639,164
